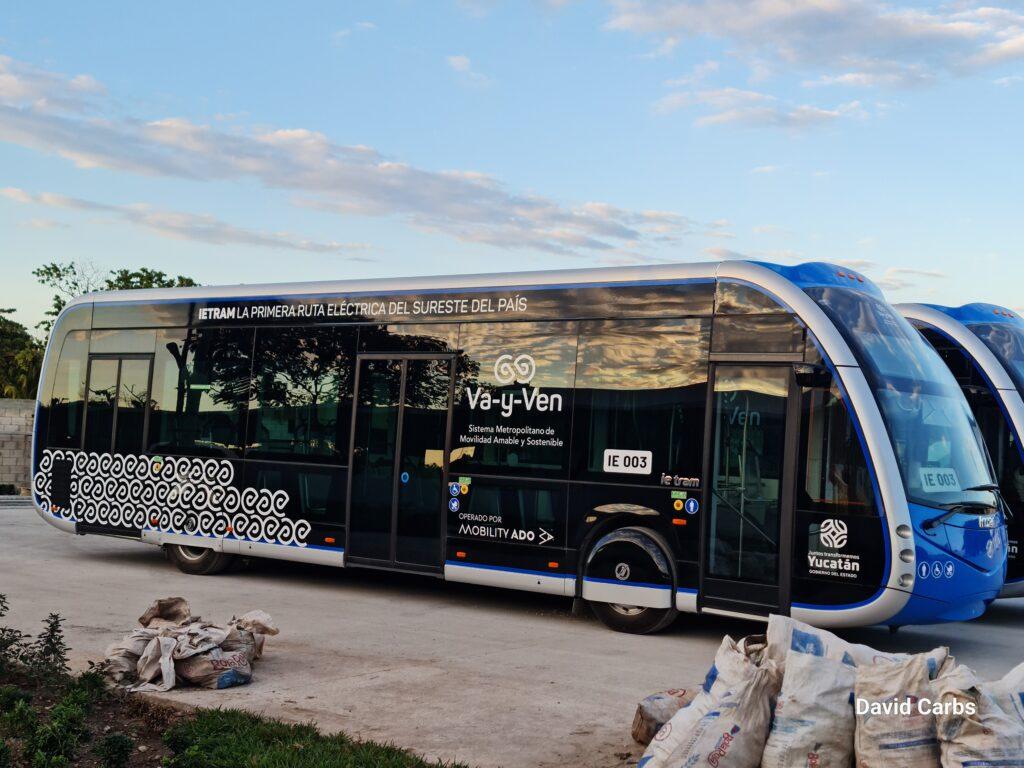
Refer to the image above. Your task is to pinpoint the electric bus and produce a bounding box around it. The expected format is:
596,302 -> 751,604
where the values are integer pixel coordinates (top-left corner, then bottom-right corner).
898,302 -> 1024,597
31,261 -> 1006,633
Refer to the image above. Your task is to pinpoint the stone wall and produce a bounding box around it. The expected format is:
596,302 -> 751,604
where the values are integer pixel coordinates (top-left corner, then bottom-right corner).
0,399 -> 34,493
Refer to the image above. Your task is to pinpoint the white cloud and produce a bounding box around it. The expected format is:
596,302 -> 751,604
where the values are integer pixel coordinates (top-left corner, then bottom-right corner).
995,74 -> 1024,85
606,1 -> 1024,86
665,59 -> 720,86
751,165 -> 779,174
656,84 -> 866,127
1,187 -> 369,257
332,20 -> 376,44
703,246 -> 748,260
447,54 -> 492,86
0,56 -> 708,258
21,217 -> 69,230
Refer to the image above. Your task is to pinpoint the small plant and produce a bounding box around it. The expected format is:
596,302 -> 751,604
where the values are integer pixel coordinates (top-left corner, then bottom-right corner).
0,739 -> 12,768
22,689 -> 89,767
0,699 -> 38,738
94,732 -> 134,768
0,685 -> 31,713
24,614 -> 70,684
0,596 -> 28,677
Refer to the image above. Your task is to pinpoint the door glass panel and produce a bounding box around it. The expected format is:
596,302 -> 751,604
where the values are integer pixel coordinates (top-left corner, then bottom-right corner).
396,359 -> 452,566
348,359 -> 402,560
84,359 -> 119,454
114,359 -> 151,455
708,366 -> 788,585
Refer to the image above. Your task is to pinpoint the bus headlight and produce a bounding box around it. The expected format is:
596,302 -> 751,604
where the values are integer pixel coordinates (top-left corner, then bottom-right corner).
899,549 -> 915,563
899,573 -> 914,588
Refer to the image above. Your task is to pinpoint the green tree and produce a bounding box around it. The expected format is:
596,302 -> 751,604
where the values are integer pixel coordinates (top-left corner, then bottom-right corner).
32,262 -> 199,333
104,268 -> 199,292
30,262 -> 104,334
0,311 -> 43,399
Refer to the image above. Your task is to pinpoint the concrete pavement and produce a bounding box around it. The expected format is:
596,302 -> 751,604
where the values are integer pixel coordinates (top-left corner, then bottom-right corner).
2,499 -> 1023,767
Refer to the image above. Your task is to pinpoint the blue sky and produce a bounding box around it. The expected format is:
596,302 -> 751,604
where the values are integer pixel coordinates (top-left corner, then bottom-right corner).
2,0 -> 1023,331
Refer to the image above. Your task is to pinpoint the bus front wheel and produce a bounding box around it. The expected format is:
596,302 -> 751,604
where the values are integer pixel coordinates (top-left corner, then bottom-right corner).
167,544 -> 235,575
582,526 -> 678,634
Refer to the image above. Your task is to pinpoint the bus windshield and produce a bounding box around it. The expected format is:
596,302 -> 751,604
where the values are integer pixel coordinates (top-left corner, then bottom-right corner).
807,287 -> 997,511
968,322 -> 1024,394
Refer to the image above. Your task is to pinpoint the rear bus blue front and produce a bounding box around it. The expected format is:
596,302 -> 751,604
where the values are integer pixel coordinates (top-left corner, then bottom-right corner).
893,503 -> 1006,624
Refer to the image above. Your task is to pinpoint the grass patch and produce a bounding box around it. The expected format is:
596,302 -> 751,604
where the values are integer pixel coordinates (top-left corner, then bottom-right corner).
163,708 -> 468,768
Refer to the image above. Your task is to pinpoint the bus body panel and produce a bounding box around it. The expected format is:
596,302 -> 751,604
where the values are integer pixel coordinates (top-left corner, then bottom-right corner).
30,261 -> 1007,628
898,302 -> 1024,598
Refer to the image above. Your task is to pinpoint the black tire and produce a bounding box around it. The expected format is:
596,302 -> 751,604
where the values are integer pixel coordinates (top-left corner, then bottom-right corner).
589,600 -> 678,634
582,526 -> 679,634
166,544 -> 235,575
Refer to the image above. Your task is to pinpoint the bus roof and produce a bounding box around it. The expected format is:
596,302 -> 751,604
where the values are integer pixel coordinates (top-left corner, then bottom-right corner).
914,302 -> 1024,328
66,259 -> 884,308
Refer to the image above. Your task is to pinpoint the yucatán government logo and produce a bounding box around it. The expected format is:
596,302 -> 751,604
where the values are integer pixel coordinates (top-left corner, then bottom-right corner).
819,518 -> 849,550
494,353 -> 536,385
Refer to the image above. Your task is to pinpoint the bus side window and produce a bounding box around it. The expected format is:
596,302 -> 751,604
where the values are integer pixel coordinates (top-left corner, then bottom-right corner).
797,384 -> 877,516
452,321 -> 578,478
148,328 -> 254,457
82,356 -> 153,455
247,326 -> 357,462
47,331 -> 90,449
572,318 -> 709,483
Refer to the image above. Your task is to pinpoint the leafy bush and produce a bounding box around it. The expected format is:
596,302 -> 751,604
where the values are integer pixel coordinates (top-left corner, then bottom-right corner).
0,739 -> 11,768
0,699 -> 38,739
94,732 -> 134,768
0,685 -> 31,713
0,596 -> 28,677
22,689 -> 89,767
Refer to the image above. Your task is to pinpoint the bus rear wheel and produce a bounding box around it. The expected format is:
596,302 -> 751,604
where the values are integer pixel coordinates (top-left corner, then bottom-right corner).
167,544 -> 234,575
588,600 -> 678,634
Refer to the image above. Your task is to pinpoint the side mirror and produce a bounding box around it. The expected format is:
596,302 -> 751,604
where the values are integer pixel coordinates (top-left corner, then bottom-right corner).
793,363 -> 832,389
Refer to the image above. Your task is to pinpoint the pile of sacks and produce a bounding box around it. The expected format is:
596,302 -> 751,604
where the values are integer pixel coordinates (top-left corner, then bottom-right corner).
102,597 -> 278,692
632,614 -> 1024,767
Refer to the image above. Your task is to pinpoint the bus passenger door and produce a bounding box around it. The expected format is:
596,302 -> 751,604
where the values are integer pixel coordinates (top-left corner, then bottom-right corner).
346,355 -> 455,572
700,364 -> 798,616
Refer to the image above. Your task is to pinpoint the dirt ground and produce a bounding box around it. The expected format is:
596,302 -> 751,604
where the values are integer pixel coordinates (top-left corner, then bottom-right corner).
4,500 -> 1024,767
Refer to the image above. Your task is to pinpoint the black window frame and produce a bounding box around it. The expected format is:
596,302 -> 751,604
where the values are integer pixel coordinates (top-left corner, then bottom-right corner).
81,353 -> 155,455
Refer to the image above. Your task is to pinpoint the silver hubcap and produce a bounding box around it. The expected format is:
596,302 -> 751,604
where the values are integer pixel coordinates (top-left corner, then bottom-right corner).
176,545 -> 208,562
608,603 -> 647,617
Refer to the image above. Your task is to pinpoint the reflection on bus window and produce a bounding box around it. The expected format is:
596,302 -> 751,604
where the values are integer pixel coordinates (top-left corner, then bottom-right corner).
573,318 -> 708,483
47,331 -> 89,449
708,366 -> 788,585
84,359 -> 118,454
452,322 -> 577,478
149,328 -> 253,456
809,287 -> 997,510
798,384 -> 877,516
248,326 -> 357,462
969,323 -> 1024,393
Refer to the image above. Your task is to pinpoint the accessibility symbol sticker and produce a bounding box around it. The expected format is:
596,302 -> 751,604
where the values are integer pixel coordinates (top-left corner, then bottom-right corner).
931,561 -> 943,579
918,561 -> 930,579
944,561 -> 955,579
684,498 -> 699,515
450,483 -> 461,497
448,497 -> 460,513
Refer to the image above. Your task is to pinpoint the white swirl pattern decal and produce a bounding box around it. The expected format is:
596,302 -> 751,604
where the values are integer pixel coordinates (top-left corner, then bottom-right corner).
33,449 -> 310,547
